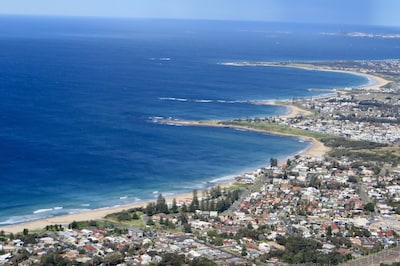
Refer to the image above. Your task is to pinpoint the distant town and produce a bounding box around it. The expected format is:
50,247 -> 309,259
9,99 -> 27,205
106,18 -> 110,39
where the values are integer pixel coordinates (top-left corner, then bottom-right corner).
2,59 -> 400,265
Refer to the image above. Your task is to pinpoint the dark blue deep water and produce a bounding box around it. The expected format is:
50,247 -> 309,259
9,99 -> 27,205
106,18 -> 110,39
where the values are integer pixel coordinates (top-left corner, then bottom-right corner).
1,16 -> 398,224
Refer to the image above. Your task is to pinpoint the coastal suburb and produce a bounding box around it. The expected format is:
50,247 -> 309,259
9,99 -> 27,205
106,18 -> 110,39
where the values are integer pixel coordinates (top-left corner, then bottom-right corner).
2,59 -> 400,265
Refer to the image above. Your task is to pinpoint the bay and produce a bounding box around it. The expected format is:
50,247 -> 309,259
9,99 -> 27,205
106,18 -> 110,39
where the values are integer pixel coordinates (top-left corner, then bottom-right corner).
1,16 -> 396,224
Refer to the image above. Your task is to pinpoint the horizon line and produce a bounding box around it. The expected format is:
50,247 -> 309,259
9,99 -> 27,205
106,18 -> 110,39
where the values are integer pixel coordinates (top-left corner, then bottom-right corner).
0,13 -> 398,28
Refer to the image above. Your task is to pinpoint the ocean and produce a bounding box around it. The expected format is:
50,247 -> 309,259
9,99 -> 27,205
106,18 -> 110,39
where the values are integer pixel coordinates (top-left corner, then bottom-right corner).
0,16 -> 399,225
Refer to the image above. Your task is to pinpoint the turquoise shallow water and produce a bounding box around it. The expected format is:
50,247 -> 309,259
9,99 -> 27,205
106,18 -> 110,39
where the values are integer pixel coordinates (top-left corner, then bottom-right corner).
1,16 -> 394,225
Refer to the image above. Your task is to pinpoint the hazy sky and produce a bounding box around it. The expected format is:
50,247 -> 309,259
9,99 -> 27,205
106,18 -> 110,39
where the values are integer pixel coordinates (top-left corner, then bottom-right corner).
1,0 -> 399,26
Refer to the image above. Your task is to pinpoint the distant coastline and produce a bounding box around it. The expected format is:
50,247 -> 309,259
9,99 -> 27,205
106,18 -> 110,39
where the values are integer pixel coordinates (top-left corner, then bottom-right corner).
0,62 -> 388,234
221,61 -> 390,91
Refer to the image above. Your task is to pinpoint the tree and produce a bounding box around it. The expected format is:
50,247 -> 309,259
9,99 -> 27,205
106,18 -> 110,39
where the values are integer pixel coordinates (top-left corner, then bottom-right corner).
372,165 -> 381,175
159,253 -> 187,266
241,244 -> 248,256
200,200 -> 206,211
275,236 -> 323,264
165,218 -> 170,226
347,176 -> 358,183
270,157 -> 278,167
171,197 -> 178,213
103,252 -> 124,265
210,185 -> 222,198
156,194 -> 169,214
23,228 -> 29,236
191,257 -> 217,266
189,190 -> 199,212
40,250 -> 72,266
91,255 -> 103,266
326,226 -> 332,239
69,220 -> 78,229
247,223 -> 253,230
183,223 -> 192,233
117,210 -> 132,221
216,198 -> 229,212
209,199 -> 216,211
181,203 -> 188,213
9,250 -> 30,265
364,202 -> 375,213
146,202 -> 156,216
178,213 -> 188,224
132,212 -> 139,219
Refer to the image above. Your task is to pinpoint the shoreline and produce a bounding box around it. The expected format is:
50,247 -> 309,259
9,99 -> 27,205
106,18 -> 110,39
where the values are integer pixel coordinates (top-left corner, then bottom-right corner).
0,63 -> 387,234
158,119 -> 330,158
222,61 -> 390,91
0,111 -> 326,234
0,192 -> 193,234
0,182 -> 234,234
284,64 -> 389,91
251,100 -> 314,118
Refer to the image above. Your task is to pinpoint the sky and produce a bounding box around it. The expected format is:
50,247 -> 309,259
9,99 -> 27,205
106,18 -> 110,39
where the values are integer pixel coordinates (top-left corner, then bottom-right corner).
0,0 -> 400,26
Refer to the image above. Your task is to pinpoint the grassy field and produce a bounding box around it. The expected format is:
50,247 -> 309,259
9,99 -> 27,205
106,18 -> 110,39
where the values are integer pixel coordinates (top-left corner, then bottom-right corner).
219,120 -> 332,139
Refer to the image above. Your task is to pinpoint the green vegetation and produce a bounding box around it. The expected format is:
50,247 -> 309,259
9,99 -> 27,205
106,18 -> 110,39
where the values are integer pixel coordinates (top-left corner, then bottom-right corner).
189,190 -> 200,212
320,137 -> 400,164
381,262 -> 400,266
8,249 -> 32,265
159,253 -> 217,266
220,120 -> 330,139
45,224 -> 64,231
270,157 -> 278,167
68,220 -> 101,229
327,145 -> 400,165
40,250 -> 73,266
364,202 -> 375,213
321,137 -> 387,150
101,186 -> 242,234
145,194 -> 169,216
221,119 -> 400,166
67,219 -> 133,232
266,236 -> 351,264
199,187 -> 241,213
171,197 -> 178,213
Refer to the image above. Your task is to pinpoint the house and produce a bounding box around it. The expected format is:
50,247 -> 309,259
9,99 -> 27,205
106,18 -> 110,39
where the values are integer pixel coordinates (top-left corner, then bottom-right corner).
128,228 -> 144,240
190,220 -> 211,230
210,211 -> 218,218
331,223 -> 340,234
0,253 -> 12,264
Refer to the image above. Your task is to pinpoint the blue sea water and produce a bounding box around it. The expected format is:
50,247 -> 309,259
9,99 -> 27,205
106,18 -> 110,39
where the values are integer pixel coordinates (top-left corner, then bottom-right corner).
0,16 -> 399,225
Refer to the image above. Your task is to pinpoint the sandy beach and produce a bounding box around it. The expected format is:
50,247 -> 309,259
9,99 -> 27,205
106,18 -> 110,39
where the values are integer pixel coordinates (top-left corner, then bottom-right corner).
224,61 -> 390,91
0,192 -> 195,234
161,118 -> 330,158
0,64 -> 385,234
0,114 -> 324,234
287,64 -> 390,90
0,109 -> 327,234
252,100 -> 314,118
